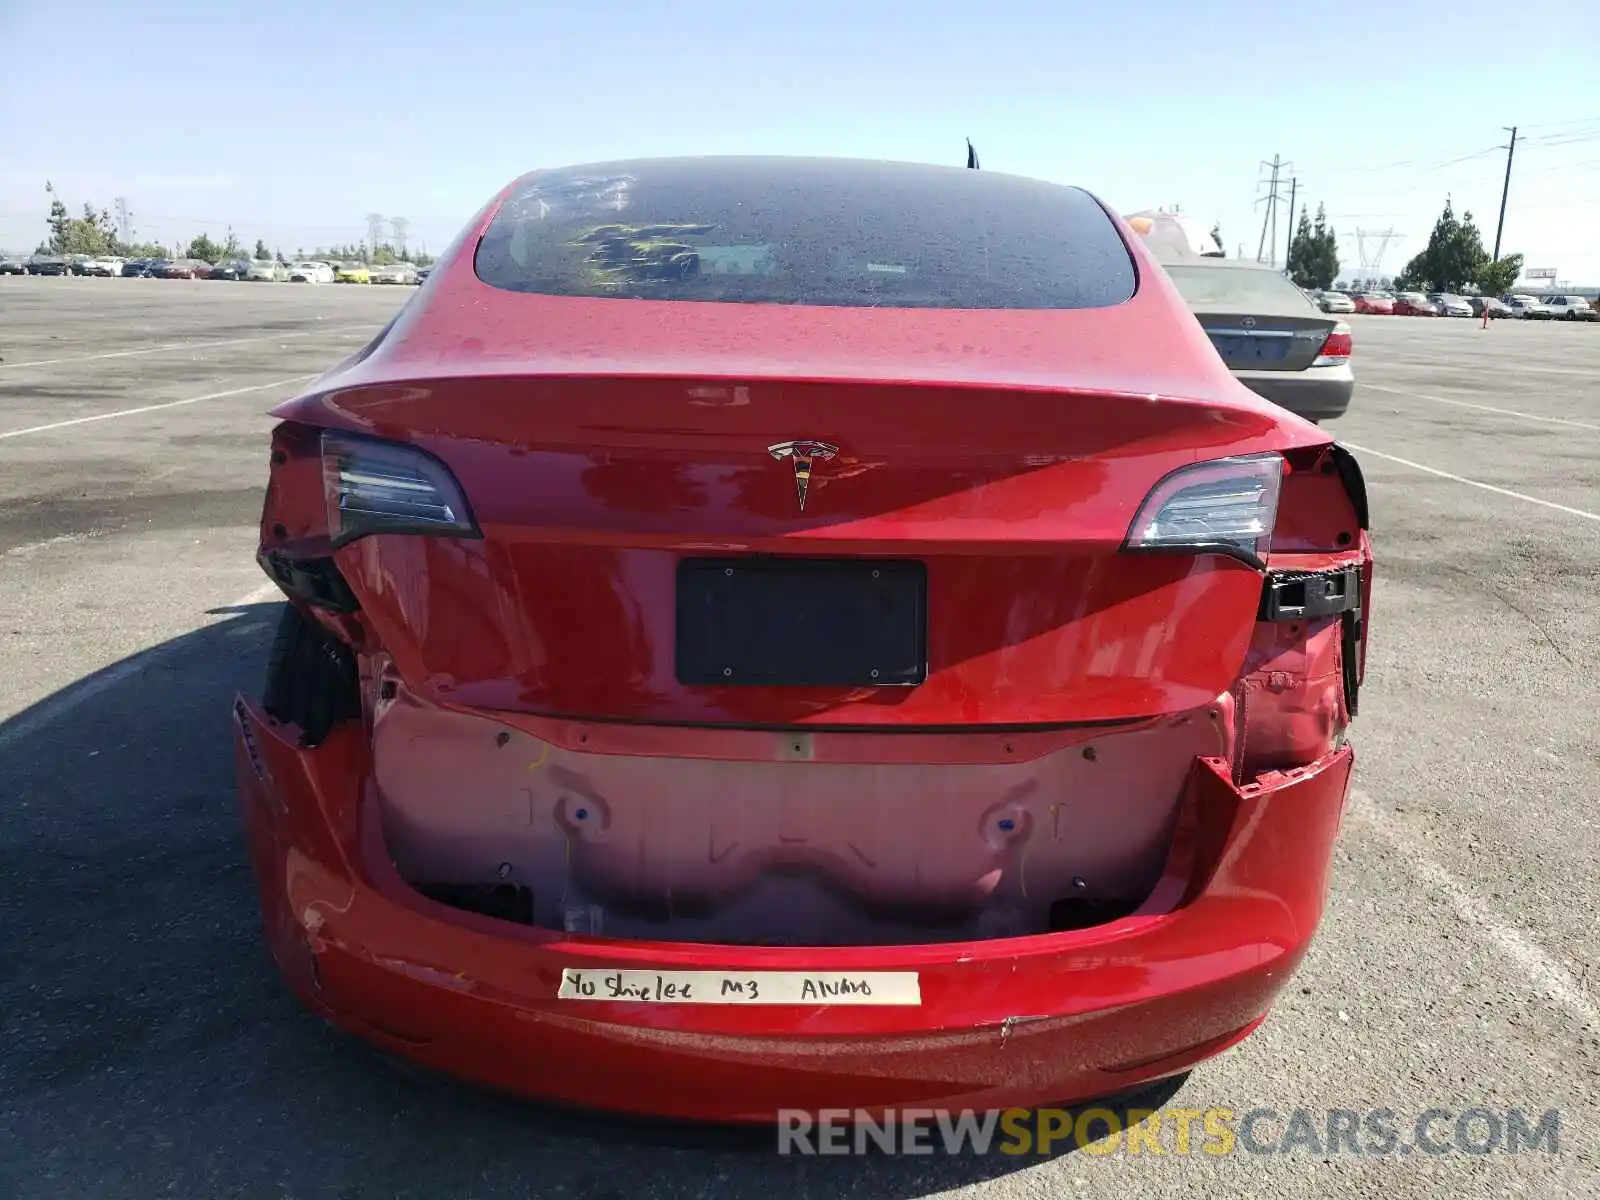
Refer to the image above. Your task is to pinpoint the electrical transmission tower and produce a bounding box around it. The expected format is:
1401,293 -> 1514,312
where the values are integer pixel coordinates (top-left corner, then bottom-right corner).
365,212 -> 386,257
1255,156 -> 1293,267
114,197 -> 132,244
1355,228 -> 1401,286
390,217 -> 409,260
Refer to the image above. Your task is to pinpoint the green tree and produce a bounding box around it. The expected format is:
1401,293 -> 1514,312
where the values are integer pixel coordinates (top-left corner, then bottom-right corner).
1476,252 -> 1523,298
254,238 -> 269,260
186,233 -> 222,262
1394,198 -> 1490,292
45,182 -> 70,252
42,184 -> 120,255
1288,213 -> 1318,287
1310,204 -> 1339,289
1288,205 -> 1339,289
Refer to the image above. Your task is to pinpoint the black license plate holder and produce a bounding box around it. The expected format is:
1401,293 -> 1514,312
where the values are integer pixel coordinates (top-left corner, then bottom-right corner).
676,558 -> 927,687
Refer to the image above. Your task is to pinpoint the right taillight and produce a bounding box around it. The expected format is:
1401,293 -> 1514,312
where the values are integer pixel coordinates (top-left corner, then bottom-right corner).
1313,322 -> 1352,366
321,430 -> 479,548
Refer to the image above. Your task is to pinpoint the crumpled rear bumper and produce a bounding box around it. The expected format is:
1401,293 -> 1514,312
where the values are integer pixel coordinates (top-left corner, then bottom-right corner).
232,696 -> 1354,1123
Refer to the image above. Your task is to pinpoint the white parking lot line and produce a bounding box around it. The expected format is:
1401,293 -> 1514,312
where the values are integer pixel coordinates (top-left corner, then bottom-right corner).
1346,790 -> 1598,1032
1339,441 -> 1600,524
1362,383 -> 1600,432
0,376 -> 316,440
0,325 -> 375,370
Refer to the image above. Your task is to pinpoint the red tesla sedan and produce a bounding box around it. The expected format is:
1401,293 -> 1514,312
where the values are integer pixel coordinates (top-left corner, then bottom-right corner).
1354,293 -> 1394,315
236,156 -> 1371,1124
1392,293 -> 1437,316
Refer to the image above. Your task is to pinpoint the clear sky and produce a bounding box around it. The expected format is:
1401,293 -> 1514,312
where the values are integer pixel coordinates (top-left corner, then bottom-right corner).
3,1 -> 1598,285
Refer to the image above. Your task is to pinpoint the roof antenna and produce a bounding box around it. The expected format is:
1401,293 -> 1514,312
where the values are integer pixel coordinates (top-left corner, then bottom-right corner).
966,139 -> 980,170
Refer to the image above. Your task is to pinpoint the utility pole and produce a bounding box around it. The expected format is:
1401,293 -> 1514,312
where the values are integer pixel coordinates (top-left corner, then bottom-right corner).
390,217 -> 409,260
365,212 -> 386,261
1492,126 -> 1517,261
1255,156 -> 1292,266
1356,227 -> 1401,282
1284,177 -> 1298,273
114,197 -> 131,245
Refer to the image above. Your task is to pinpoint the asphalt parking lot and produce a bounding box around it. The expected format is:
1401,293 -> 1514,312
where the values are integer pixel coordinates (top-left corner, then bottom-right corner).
2,279 -> 1597,1199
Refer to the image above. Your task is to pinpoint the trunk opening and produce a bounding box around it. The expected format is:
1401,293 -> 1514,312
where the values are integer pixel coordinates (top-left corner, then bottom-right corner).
370,682 -> 1232,947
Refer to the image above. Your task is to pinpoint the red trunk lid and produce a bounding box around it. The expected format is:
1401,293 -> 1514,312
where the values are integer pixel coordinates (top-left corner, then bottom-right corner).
284,358 -> 1318,728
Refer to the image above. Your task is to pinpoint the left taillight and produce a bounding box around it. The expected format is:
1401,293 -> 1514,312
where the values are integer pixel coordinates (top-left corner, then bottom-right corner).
321,430 -> 479,547
1313,321 -> 1352,366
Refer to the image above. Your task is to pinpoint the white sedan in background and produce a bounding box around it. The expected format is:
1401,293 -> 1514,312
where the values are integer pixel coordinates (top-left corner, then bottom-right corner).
287,261 -> 335,283
1505,295 -> 1556,319
80,256 -> 125,277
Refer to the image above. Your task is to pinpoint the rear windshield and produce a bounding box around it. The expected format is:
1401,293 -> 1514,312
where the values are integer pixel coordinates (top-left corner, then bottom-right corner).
1162,264 -> 1316,312
472,157 -> 1137,310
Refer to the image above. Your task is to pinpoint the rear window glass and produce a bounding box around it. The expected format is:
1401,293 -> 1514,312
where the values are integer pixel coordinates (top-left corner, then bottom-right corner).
1163,264 -> 1316,311
1164,265 -> 1312,315
472,157 -> 1136,310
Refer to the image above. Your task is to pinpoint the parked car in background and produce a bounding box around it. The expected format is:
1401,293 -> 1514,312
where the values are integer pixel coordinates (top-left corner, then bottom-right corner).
0,256 -> 28,275
1155,247 -> 1354,423
1393,293 -> 1437,316
414,265 -> 431,283
371,263 -> 418,285
1427,293 -> 1474,318
247,260 -> 287,282
208,260 -> 252,280
288,261 -> 335,283
1504,295 -> 1555,319
27,254 -> 70,275
1467,296 -> 1512,319
1542,295 -> 1598,321
1354,292 -> 1394,314
334,262 -> 372,284
74,256 -> 125,277
158,259 -> 211,279
1315,290 -> 1356,314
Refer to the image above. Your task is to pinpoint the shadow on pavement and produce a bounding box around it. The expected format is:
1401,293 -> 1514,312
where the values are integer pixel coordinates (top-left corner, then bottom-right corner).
0,603 -> 1191,1199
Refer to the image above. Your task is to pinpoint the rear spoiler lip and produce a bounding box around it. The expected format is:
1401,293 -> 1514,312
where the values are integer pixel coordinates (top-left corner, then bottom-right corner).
271,371 -> 1324,445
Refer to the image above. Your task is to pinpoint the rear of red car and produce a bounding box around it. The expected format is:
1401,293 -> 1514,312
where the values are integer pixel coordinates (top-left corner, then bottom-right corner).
236,157 -> 1371,1122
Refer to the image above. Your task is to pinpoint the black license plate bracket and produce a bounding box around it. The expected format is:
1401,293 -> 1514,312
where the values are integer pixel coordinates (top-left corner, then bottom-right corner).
675,558 -> 927,687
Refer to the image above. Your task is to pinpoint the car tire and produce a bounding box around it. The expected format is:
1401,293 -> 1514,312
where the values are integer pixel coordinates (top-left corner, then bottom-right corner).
262,602 -> 362,746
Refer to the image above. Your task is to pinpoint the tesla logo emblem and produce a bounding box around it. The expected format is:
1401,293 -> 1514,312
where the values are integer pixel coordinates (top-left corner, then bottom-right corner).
1241,316 -> 1257,328
767,439 -> 838,511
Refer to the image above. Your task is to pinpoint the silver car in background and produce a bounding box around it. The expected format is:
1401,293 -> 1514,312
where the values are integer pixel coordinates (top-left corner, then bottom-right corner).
1505,295 -> 1556,319
1157,252 -> 1354,423
1428,293 -> 1475,318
